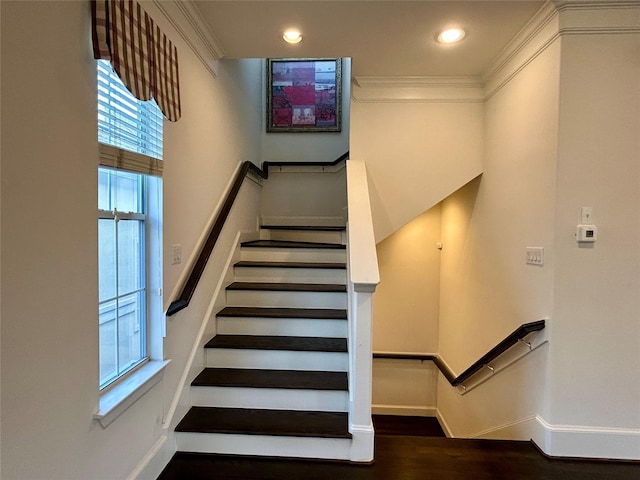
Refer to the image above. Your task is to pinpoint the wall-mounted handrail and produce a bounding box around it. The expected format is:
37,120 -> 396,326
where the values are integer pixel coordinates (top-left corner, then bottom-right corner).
166,152 -> 349,317
373,319 -> 545,387
262,151 -> 349,172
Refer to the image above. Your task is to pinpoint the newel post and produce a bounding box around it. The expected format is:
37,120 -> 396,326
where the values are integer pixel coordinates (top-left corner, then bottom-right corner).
345,158 -> 380,462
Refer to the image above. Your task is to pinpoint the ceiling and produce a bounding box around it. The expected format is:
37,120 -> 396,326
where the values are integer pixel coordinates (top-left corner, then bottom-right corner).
193,1 -> 546,79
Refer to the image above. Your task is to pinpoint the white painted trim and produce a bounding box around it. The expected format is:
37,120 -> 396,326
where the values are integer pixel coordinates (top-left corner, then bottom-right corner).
152,0 -> 225,78
163,230 -> 242,429
372,404 -> 437,417
438,410 -> 640,461
355,76 -> 484,88
482,1 -> 559,96
352,76 -> 485,103
349,424 -> 375,462
346,159 -> 380,290
436,408 -> 454,438
353,1 -> 640,104
373,351 -> 438,358
470,415 -> 539,440
534,415 -> 640,461
126,434 -> 169,480
95,360 -> 171,428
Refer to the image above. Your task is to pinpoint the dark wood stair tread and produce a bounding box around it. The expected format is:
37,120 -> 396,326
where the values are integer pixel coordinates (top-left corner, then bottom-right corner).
227,282 -> 346,292
235,260 -> 346,269
205,335 -> 347,352
176,407 -> 351,439
217,306 -> 347,320
192,368 -> 348,390
260,225 -> 346,231
241,240 -> 346,249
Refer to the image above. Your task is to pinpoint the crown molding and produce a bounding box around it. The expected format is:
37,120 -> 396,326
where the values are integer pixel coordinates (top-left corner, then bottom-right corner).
153,0 -> 226,78
484,0 -> 640,100
352,76 -> 485,103
482,1 -> 560,100
355,1 -> 639,104
555,0 -> 640,34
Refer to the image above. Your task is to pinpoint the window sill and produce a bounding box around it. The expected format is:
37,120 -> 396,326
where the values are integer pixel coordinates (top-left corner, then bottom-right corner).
94,359 -> 171,428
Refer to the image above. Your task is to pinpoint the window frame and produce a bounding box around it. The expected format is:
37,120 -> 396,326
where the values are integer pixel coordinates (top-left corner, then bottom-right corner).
98,170 -> 150,390
96,58 -> 165,395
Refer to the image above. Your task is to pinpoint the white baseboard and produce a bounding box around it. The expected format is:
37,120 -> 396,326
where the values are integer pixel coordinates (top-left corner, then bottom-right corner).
127,434 -> 172,480
350,423 -> 375,463
372,404 -> 437,417
442,410 -> 640,461
435,408 -> 453,438
533,415 -> 640,461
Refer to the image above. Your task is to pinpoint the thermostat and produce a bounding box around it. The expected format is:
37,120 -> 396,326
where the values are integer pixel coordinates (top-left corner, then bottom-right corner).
576,224 -> 597,243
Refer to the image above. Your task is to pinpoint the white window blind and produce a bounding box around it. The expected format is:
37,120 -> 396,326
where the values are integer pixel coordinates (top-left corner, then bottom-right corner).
98,59 -> 163,176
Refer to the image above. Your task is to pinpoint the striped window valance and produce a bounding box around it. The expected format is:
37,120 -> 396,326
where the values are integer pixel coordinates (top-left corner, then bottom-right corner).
91,0 -> 181,122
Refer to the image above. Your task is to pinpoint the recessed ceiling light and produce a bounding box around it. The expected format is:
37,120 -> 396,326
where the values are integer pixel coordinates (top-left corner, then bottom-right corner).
283,29 -> 303,44
436,28 -> 466,44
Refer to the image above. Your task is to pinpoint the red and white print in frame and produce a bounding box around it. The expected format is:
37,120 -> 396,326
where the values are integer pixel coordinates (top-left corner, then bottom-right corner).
267,58 -> 342,133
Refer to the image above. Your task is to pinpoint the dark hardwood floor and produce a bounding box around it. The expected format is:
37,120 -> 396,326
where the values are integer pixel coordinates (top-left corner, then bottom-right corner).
372,414 -> 445,437
158,416 -> 639,479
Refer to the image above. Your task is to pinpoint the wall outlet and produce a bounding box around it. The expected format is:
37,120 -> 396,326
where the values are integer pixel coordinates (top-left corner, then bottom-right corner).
526,247 -> 544,266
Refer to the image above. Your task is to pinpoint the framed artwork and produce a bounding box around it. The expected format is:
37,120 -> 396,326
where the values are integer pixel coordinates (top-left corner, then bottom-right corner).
266,58 -> 342,133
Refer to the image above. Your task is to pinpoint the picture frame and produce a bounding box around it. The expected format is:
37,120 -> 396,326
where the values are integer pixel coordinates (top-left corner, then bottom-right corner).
266,58 -> 342,133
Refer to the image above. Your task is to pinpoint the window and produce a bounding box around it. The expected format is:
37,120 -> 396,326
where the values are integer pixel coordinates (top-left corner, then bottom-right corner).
98,60 -> 163,160
97,60 -> 163,390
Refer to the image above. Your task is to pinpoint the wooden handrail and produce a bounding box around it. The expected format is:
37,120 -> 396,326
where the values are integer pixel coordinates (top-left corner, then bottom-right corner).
166,153 -> 349,317
373,320 -> 545,387
262,151 -> 349,173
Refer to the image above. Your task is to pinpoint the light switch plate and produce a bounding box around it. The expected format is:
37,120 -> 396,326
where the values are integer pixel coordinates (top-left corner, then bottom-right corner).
172,244 -> 182,265
526,247 -> 544,266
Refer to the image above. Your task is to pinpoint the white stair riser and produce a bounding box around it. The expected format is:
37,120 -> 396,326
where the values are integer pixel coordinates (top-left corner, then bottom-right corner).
175,432 -> 351,460
217,317 -> 348,337
206,348 -> 348,371
190,386 -> 348,412
233,266 -> 346,284
226,290 -> 347,309
262,230 -> 344,244
241,247 -> 346,263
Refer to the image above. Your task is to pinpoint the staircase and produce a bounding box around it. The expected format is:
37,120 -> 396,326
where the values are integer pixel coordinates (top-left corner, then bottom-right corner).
174,225 -> 355,460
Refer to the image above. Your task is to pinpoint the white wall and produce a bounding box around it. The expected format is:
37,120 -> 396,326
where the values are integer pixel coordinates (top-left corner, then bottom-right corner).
436,36 -> 560,439
351,100 -> 483,242
373,206 -> 441,354
2,2 -> 102,478
546,31 -> 640,458
260,59 -> 351,163
260,168 -> 347,226
371,206 -> 442,416
0,1 -> 263,479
